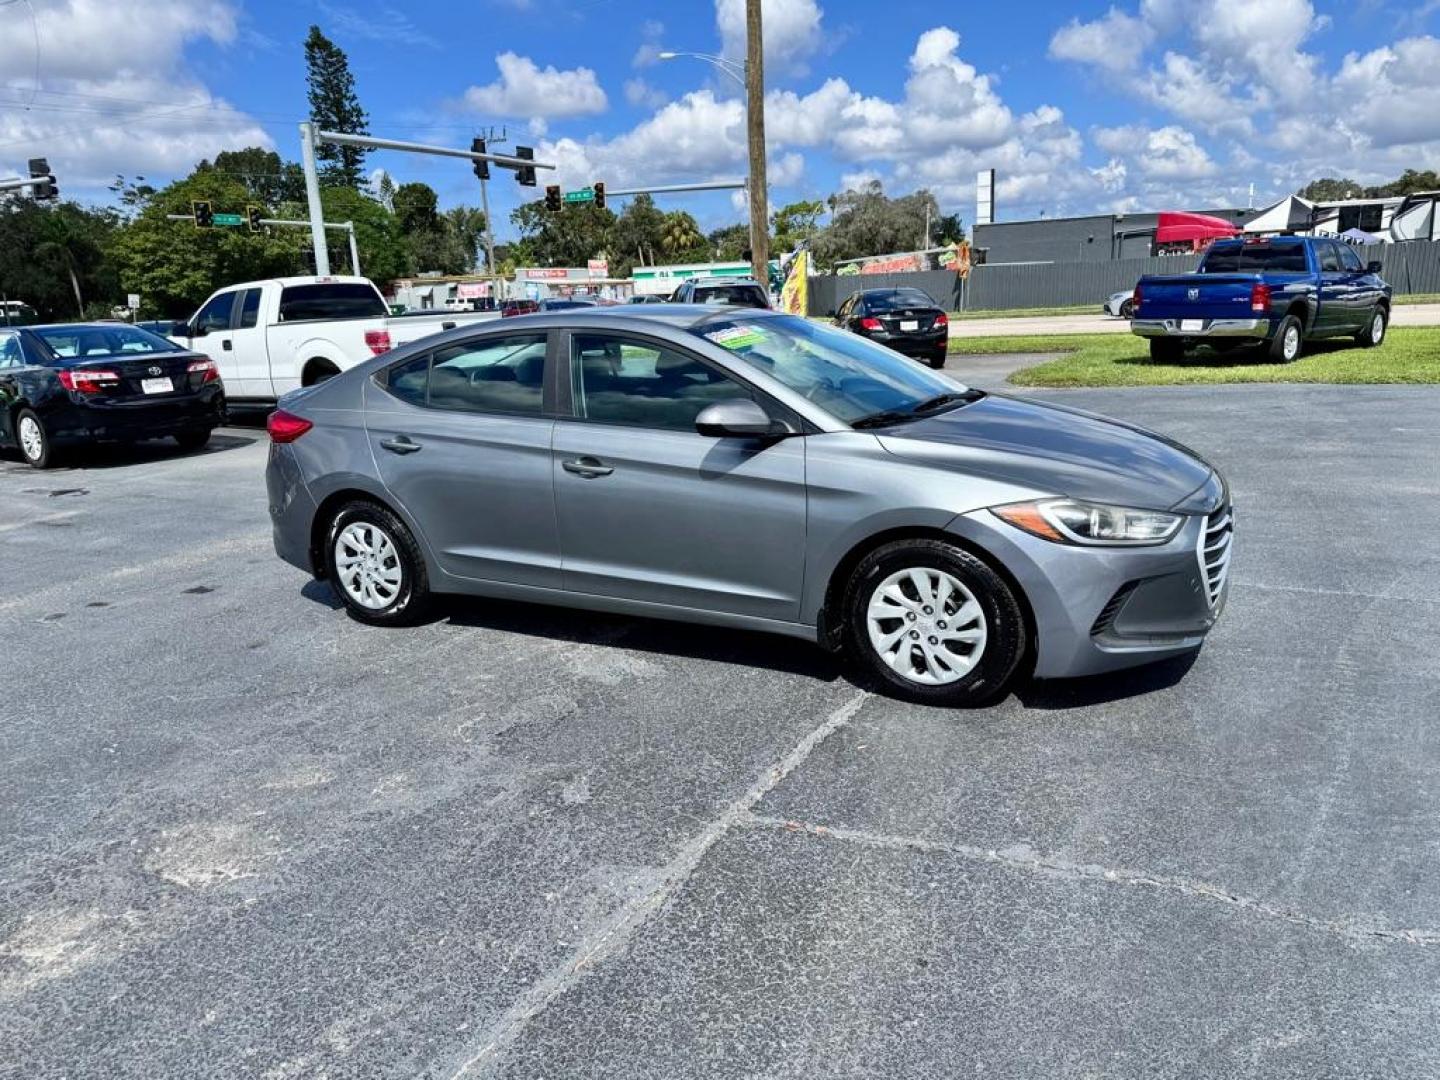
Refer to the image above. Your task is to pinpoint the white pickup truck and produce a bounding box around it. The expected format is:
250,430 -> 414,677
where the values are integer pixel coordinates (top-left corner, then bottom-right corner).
174,276 -> 498,404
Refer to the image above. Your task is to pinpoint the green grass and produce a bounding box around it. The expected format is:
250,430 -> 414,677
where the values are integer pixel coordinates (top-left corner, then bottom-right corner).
1395,293 -> 1440,306
949,303 -> 1101,320
948,327 -> 1440,386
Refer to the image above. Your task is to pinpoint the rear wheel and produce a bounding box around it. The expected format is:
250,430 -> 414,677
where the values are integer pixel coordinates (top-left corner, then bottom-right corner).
1149,338 -> 1184,362
174,427 -> 212,452
325,501 -> 432,626
842,539 -> 1026,706
928,350 -> 947,369
16,408 -> 55,469
1269,314 -> 1304,362
303,359 -> 339,387
1355,306 -> 1387,348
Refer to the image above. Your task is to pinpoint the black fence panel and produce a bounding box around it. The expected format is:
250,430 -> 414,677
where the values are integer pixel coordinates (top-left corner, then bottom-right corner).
806,270 -> 962,316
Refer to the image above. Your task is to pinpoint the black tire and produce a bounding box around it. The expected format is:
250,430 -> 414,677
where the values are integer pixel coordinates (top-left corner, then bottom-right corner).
1355,306 -> 1387,348
1268,313 -> 1304,362
928,350 -> 947,369
303,360 -> 339,387
1120,299 -> 1135,320
173,427 -> 213,452
841,539 -> 1027,706
15,408 -> 56,469
324,500 -> 432,626
1149,338 -> 1184,362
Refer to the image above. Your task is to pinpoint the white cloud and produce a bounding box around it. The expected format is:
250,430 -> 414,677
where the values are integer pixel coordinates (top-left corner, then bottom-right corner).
1048,8 -> 1153,72
0,0 -> 272,191
715,0 -> 824,75
632,19 -> 666,69
624,78 -> 669,110
461,53 -> 608,119
768,151 -> 805,186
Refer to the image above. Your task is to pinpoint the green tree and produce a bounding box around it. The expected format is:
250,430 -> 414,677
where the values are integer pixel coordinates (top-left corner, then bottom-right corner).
1371,169 -> 1440,197
660,211 -> 705,258
443,206 -> 488,272
771,199 -> 824,252
0,201 -> 120,320
305,25 -> 369,188
611,193 -> 666,276
510,201 -> 615,268
314,185 -> 408,285
811,181 -> 944,267
203,147 -> 306,206
1300,177 -> 1364,201
707,223 -> 750,262
392,182 -> 440,233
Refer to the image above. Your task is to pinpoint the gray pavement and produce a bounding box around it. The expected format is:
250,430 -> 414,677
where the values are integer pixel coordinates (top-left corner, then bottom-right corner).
3,382 -> 1439,1078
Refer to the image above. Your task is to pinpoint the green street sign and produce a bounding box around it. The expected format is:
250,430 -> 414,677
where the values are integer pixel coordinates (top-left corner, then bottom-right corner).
212,213 -> 245,226
563,189 -> 594,204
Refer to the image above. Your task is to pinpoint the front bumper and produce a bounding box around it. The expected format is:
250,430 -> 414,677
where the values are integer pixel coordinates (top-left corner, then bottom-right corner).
1131,317 -> 1269,340
947,494 -> 1231,679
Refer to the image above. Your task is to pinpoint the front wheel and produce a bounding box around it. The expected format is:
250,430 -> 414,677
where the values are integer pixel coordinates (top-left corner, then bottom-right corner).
1269,314 -> 1304,362
16,408 -> 56,469
173,427 -> 213,452
325,501 -> 432,626
842,539 -> 1027,706
1355,307 -> 1387,348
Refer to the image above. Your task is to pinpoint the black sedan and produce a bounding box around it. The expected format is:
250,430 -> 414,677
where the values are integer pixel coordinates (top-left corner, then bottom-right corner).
0,323 -> 225,468
833,287 -> 950,368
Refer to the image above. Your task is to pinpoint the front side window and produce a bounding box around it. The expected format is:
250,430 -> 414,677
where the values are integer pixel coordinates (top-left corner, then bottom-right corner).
1317,242 -> 1342,272
692,314 -> 961,425
571,334 -> 754,432
1338,244 -> 1366,273
382,334 -> 547,416
194,292 -> 236,333
278,283 -> 387,322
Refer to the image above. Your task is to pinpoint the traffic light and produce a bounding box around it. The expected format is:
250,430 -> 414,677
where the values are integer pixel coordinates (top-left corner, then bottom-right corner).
592,181 -> 605,209
247,205 -> 263,232
514,145 -> 536,187
471,137 -> 490,181
27,158 -> 55,199
545,185 -> 562,213
192,200 -> 214,228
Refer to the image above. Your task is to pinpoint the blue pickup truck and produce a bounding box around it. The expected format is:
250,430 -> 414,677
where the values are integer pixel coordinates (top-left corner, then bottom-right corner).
1131,236 -> 1391,362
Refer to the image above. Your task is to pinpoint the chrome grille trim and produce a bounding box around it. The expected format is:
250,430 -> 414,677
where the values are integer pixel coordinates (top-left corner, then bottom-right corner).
1197,503 -> 1233,610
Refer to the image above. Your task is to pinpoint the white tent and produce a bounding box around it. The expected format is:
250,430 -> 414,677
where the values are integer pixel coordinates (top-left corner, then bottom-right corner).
1244,194 -> 1315,234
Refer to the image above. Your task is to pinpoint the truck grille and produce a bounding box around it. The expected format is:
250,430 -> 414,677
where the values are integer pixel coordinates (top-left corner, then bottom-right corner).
1197,504 -> 1234,609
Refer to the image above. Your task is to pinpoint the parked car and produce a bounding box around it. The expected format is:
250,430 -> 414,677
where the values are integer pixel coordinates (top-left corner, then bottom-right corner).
266,306 -> 1232,706
1132,236 -> 1391,361
1103,290 -> 1136,319
0,323 -> 225,468
833,287 -> 950,368
172,276 -> 497,406
537,298 -> 598,311
670,277 -> 770,309
628,294 -> 668,304
1,300 -> 39,327
501,299 -> 540,318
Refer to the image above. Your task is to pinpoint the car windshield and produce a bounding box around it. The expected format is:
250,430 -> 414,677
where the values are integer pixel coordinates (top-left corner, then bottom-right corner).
33,325 -> 177,359
866,290 -> 937,312
1201,241 -> 1308,273
693,314 -> 968,425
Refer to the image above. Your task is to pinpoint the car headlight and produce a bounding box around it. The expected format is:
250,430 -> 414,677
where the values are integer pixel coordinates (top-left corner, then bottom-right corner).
992,499 -> 1183,546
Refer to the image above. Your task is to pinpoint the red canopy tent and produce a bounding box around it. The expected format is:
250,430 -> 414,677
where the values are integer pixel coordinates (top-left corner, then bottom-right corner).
1154,211 -> 1242,248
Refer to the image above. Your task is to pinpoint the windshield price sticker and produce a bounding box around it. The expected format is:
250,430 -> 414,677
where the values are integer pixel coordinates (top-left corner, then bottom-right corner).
705,325 -> 768,350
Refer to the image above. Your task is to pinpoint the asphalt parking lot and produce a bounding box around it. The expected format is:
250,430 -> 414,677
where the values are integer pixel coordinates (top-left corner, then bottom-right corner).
4,380 -> 1439,1078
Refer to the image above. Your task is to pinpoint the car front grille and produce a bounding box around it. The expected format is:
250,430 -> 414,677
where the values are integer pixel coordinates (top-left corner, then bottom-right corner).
1197,503 -> 1234,609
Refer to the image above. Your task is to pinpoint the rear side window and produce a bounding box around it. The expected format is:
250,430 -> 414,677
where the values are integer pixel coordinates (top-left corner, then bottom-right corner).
237,288 -> 262,329
381,334 -> 547,416
278,283 -> 387,322
0,332 -> 21,367
1201,242 -> 1309,273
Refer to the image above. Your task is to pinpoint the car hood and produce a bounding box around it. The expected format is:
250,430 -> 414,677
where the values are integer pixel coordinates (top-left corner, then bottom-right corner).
874,392 -> 1216,512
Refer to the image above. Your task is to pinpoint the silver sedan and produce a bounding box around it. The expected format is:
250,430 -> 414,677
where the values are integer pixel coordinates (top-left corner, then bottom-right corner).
1104,289 -> 1138,318
265,308 -> 1231,706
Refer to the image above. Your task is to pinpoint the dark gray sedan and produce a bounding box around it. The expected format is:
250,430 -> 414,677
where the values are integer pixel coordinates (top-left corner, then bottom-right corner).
265,307 -> 1232,705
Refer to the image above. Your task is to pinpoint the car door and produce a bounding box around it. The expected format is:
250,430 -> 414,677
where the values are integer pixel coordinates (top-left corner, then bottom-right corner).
228,287 -> 270,397
186,290 -> 241,382
551,330 -> 807,622
0,332 -> 26,445
364,330 -> 563,589
1314,241 -> 1348,335
1336,242 -> 1374,330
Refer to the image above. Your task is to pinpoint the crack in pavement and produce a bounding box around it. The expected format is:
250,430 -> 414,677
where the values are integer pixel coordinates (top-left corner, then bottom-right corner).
743,814 -> 1440,947
440,690 -> 872,1079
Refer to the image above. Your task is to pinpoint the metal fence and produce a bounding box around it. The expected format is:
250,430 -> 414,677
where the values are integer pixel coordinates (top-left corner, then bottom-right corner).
806,242 -> 1440,314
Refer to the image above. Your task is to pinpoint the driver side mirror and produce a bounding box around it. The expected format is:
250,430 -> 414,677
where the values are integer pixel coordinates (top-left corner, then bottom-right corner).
187,321 -> 206,338
1366,260 -> 1383,274
695,398 -> 793,439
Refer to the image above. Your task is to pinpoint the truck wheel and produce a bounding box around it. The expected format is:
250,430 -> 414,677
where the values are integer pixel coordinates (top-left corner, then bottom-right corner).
1269,315 -> 1304,362
1355,307 -> 1386,348
1149,339 -> 1184,362
302,359 -> 339,387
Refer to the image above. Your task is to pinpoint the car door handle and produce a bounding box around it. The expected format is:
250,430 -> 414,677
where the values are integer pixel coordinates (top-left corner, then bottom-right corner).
222,339 -> 232,350
562,456 -> 613,478
380,436 -> 422,455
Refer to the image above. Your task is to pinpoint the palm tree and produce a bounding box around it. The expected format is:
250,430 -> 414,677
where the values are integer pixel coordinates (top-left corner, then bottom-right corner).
660,211 -> 704,257
35,214 -> 87,318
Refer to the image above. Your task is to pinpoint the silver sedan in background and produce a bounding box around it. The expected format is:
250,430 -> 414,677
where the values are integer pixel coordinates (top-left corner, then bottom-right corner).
265,308 -> 1232,706
1104,289 -> 1138,318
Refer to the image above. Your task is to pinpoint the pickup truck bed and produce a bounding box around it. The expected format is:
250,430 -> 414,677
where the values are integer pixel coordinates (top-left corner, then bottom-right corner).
1131,236 -> 1391,362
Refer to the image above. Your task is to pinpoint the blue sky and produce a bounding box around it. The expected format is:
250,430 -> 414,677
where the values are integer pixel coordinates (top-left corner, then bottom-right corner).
3,0 -> 1439,241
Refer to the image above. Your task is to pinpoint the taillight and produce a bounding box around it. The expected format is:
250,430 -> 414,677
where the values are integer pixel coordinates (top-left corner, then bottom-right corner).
267,409 -> 313,444
364,329 -> 392,356
58,368 -> 120,393
1250,283 -> 1271,313
933,312 -> 949,330
187,358 -> 220,383
858,317 -> 883,331
1132,284 -> 1142,313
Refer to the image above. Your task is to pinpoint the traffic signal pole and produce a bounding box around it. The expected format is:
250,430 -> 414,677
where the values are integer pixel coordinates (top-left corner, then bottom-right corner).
164,213 -> 362,275
299,122 -> 330,276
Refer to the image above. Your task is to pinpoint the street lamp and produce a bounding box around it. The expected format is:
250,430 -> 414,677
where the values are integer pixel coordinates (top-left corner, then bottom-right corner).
657,19 -> 770,289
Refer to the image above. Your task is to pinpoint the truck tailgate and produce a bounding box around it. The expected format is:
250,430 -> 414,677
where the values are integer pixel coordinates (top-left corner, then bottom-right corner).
1139,274 -> 1261,321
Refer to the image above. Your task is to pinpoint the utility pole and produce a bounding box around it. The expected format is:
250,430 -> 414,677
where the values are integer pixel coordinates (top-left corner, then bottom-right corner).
299,122 -> 330,276
745,0 -> 769,287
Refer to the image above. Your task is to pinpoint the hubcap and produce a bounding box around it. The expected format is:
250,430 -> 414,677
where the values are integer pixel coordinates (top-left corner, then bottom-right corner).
19,416 -> 43,461
334,522 -> 403,610
1373,313 -> 1385,343
866,567 -> 987,685
1284,325 -> 1299,359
